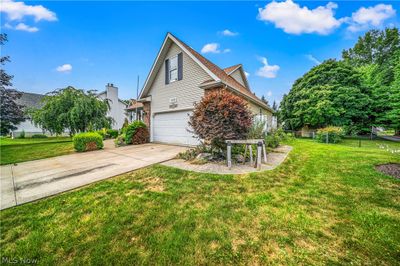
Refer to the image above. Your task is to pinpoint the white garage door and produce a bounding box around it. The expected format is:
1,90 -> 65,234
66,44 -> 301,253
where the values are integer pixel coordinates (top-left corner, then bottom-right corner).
153,110 -> 199,146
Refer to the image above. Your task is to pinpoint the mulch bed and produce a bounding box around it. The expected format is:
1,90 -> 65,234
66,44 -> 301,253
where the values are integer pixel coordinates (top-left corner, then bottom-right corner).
375,163 -> 400,179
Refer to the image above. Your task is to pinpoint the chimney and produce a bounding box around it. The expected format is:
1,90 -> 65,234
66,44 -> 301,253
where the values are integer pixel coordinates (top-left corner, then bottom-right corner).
106,83 -> 118,98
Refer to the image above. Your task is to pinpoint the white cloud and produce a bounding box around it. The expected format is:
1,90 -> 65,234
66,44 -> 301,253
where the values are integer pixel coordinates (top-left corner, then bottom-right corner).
201,43 -> 230,54
256,57 -> 280,78
348,4 -> 396,32
244,71 -> 250,78
258,0 -> 343,35
306,54 -> 321,65
220,29 -> 239,36
0,0 -> 57,22
201,43 -> 220,54
4,22 -> 38,32
14,22 -> 39,32
56,64 -> 72,73
267,90 -> 272,97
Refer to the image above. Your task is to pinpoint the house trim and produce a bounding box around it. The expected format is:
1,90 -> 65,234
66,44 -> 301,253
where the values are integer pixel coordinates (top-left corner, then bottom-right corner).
139,33 -> 220,100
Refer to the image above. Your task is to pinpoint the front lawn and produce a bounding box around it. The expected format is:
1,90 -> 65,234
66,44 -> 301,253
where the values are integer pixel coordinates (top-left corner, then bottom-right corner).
1,139 -> 399,265
0,137 -> 74,165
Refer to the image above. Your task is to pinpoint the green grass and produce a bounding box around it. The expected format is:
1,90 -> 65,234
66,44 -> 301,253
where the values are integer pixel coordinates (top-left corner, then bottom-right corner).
1,139 -> 399,265
0,137 -> 74,165
0,137 -> 72,146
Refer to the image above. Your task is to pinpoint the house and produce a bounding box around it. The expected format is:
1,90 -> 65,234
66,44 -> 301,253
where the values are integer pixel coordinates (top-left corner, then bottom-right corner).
126,99 -> 144,122
139,33 -> 276,146
12,92 -> 48,137
97,83 -> 129,129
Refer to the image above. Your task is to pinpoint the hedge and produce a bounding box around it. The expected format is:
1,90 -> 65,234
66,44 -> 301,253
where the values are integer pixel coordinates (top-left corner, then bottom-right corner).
106,129 -> 118,139
31,134 -> 47,138
73,132 -> 103,152
316,126 -> 344,143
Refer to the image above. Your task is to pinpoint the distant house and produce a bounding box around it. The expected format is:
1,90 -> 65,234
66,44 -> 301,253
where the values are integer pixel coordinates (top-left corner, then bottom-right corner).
138,33 -> 276,146
96,83 -> 129,130
126,99 -> 144,122
12,92 -> 48,137
13,84 -> 129,136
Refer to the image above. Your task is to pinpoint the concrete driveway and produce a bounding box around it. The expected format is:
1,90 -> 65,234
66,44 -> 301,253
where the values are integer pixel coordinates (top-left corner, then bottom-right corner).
1,141 -> 187,210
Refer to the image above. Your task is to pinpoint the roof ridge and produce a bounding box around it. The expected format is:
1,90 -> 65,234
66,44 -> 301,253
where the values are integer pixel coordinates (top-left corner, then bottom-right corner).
166,33 -> 273,112
223,64 -> 242,73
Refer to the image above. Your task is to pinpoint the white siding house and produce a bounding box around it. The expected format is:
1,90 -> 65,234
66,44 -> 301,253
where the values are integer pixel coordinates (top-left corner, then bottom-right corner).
97,83 -> 129,130
12,92 -> 48,137
139,33 -> 277,146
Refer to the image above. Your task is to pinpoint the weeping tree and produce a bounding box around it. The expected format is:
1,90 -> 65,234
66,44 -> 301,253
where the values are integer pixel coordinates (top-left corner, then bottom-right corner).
0,34 -> 25,135
30,86 -> 112,135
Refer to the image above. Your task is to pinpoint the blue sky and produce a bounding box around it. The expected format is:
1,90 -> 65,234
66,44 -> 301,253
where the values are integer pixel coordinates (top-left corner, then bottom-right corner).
1,1 -> 399,105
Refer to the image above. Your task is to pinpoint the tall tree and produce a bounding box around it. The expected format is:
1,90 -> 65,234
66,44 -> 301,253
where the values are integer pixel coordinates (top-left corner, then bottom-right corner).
272,101 -> 278,112
280,60 -> 371,134
344,28 -> 400,132
0,34 -> 25,135
30,87 -> 112,135
261,95 -> 269,106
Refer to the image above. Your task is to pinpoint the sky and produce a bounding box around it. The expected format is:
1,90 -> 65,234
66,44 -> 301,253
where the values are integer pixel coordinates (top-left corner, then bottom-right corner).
1,0 -> 399,105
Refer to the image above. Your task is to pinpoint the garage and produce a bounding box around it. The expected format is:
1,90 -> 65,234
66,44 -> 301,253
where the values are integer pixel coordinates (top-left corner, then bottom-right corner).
152,110 -> 199,146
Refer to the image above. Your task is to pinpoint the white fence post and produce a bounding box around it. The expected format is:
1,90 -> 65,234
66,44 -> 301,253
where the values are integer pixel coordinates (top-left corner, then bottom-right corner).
227,141 -> 232,169
257,141 -> 262,170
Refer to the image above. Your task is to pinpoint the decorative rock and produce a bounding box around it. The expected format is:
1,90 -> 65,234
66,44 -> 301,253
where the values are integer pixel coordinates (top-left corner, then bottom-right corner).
196,153 -> 213,161
235,154 -> 245,163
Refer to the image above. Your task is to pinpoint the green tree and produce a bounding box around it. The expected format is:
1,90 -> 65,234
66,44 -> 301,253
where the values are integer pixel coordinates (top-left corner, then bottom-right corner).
345,28 -> 400,133
280,60 -> 371,134
30,87 -> 112,135
0,34 -> 25,135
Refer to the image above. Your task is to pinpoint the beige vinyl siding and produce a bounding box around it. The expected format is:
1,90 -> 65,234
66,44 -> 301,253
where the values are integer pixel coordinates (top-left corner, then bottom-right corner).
230,69 -> 246,88
148,43 -> 212,113
248,101 -> 274,129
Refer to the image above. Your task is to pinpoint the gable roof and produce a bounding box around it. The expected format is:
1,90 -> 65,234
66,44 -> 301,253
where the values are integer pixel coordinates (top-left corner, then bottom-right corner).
223,64 -> 250,90
223,64 -> 242,74
139,33 -> 273,113
126,99 -> 143,110
16,92 -> 45,109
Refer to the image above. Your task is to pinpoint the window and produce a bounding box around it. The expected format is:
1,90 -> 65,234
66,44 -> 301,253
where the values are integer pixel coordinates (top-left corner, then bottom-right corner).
169,55 -> 178,82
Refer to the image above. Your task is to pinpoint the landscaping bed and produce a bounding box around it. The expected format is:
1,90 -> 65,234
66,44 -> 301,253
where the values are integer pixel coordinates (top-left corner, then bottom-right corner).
376,163 -> 400,179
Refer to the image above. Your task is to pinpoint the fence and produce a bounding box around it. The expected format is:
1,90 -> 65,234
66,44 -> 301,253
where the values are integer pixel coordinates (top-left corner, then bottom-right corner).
282,129 -> 399,148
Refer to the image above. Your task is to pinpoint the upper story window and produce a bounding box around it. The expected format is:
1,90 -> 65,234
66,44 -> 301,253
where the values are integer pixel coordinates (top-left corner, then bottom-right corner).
165,53 -> 182,85
169,55 -> 178,82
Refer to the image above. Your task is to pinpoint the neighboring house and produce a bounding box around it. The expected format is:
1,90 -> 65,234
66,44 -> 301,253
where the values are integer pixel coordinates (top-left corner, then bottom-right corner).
97,83 -> 129,130
126,99 -> 144,122
139,32 -> 276,146
13,92 -> 47,137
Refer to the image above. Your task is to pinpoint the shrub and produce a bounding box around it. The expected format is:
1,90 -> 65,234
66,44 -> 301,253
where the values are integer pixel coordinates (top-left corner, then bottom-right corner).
95,129 -> 106,139
73,132 -> 103,152
265,133 -> 280,148
106,129 -> 118,139
114,134 -> 126,147
17,130 -> 25,139
316,126 -> 344,143
263,128 -> 293,148
125,121 -> 148,145
131,127 -> 149,144
31,134 -> 47,138
247,120 -> 266,139
189,89 -> 253,150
